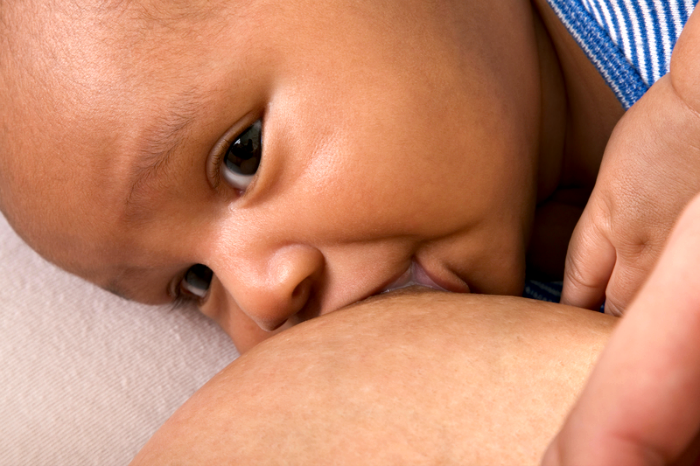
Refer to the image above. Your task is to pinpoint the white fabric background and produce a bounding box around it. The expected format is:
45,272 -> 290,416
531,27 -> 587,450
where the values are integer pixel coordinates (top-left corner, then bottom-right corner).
0,213 -> 239,465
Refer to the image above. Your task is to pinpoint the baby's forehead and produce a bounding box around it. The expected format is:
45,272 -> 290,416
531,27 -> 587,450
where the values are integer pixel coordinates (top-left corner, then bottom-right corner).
2,0 -> 225,60
0,0 -> 235,116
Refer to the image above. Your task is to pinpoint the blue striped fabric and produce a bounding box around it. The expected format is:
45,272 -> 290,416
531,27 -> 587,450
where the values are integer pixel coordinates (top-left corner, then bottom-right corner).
523,280 -> 606,311
523,280 -> 563,303
547,0 -> 698,108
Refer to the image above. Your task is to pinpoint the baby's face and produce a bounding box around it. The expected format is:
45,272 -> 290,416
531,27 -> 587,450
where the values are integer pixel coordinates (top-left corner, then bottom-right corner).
1,0 -> 542,352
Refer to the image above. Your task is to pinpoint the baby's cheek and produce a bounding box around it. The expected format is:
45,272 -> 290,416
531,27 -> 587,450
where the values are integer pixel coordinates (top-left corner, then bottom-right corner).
220,305 -> 292,354
228,316 -> 278,354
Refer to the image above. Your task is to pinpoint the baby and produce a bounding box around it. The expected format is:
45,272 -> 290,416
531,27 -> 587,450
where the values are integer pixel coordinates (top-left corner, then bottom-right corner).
4,0 -> 700,463
2,0 -> 700,353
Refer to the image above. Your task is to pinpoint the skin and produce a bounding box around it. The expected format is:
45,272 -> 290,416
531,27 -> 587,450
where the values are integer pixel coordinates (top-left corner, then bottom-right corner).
0,0 -> 623,354
131,197 -> 700,465
545,9 -> 700,464
545,193 -> 700,466
130,290 -> 617,465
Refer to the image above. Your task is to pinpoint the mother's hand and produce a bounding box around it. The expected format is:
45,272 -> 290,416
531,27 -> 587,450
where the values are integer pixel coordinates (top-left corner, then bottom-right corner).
544,193 -> 700,466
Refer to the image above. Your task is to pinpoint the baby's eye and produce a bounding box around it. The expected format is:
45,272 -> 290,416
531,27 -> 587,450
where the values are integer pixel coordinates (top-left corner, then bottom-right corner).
179,264 -> 213,299
221,120 -> 262,190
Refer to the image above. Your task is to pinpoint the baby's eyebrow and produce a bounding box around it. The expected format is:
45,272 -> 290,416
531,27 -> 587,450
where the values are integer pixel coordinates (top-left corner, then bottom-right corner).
101,269 -> 137,302
105,283 -> 133,302
125,96 -> 200,222
103,266 -> 169,304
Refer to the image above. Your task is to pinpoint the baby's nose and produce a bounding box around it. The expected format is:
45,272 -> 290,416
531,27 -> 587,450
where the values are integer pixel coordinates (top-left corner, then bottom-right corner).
216,245 -> 324,332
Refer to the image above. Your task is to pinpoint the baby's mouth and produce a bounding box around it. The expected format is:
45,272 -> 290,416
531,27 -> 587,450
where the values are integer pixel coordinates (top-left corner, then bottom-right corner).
380,261 -> 466,294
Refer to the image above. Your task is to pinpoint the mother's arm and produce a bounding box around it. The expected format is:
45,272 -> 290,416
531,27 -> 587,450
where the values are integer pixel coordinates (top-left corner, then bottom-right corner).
131,290 -> 615,465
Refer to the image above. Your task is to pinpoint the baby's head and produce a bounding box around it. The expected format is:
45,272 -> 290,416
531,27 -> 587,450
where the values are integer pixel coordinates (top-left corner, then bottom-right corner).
0,0 -> 547,352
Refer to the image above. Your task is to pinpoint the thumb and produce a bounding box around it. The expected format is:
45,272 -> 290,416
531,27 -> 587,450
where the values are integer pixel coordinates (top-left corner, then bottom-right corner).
561,206 -> 616,310
543,194 -> 700,466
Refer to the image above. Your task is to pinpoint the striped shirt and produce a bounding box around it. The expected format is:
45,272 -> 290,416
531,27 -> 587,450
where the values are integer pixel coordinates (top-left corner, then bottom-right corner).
546,0 -> 698,109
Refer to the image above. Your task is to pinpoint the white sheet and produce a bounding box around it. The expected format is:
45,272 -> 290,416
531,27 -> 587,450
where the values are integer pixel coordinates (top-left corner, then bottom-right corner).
0,213 -> 239,465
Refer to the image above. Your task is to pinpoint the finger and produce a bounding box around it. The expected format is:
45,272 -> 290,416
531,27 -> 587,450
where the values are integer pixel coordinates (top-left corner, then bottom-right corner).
543,194 -> 700,466
561,206 -> 617,310
603,247 -> 664,317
